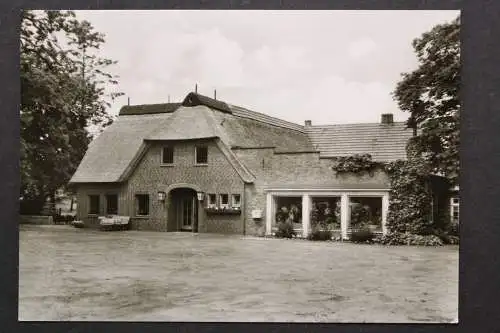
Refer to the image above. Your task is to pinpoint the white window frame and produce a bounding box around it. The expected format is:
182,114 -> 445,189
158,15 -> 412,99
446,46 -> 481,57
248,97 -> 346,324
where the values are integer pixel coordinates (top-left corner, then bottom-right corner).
88,194 -> 100,215
450,196 -> 459,223
195,146 -> 208,165
207,193 -> 217,208
135,194 -> 150,217
160,146 -> 174,166
231,194 -> 241,208
219,193 -> 229,209
105,193 -> 119,215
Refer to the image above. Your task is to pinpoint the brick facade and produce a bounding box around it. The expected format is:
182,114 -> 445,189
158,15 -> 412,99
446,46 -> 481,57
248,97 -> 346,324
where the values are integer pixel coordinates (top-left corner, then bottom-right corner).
76,138 -> 245,233
75,142 -> 392,235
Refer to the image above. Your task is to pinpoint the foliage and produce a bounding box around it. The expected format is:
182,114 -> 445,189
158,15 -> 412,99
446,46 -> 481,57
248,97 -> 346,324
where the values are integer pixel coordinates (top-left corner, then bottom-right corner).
350,228 -> 375,243
434,229 -> 460,245
275,208 -> 288,223
393,17 -> 460,186
384,159 -> 435,235
274,221 -> 296,239
380,233 -> 443,246
330,152 -> 452,239
20,10 -> 123,213
307,230 -> 332,241
449,220 -> 459,237
311,200 -> 339,227
332,154 -> 383,175
349,204 -> 372,229
52,214 -> 76,224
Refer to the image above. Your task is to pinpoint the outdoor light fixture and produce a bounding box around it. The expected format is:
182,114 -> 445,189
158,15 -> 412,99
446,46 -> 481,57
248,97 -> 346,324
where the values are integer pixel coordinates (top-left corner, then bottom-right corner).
197,191 -> 205,201
157,191 -> 166,202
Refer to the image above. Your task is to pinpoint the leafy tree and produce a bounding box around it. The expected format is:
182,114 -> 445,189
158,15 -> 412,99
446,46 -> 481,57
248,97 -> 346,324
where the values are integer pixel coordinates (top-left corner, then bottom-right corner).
393,17 -> 460,185
20,10 -> 123,213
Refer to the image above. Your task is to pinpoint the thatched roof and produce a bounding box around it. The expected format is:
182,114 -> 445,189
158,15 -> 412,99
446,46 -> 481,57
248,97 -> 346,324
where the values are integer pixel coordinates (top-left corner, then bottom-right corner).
305,122 -> 413,161
70,113 -> 174,183
119,103 -> 181,115
70,92 -> 413,184
182,92 -> 232,113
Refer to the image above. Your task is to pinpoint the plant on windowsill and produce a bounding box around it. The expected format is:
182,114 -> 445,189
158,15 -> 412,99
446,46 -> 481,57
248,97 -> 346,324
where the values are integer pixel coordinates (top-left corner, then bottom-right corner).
205,206 -> 241,215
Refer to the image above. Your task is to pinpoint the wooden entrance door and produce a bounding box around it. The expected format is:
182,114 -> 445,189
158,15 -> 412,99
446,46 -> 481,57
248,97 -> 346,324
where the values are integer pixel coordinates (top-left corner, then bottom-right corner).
179,196 -> 196,231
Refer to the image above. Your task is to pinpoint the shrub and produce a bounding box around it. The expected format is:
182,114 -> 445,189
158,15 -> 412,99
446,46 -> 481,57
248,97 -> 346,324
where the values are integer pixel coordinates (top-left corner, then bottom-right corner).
447,235 -> 460,245
385,158 -> 435,235
380,232 -> 443,246
350,228 -> 375,243
274,221 -> 296,239
307,229 -> 332,241
448,221 -> 459,237
434,230 -> 460,245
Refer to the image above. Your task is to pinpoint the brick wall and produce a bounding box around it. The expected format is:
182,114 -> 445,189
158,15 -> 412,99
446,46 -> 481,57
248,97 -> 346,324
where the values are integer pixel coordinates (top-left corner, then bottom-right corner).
74,183 -> 126,228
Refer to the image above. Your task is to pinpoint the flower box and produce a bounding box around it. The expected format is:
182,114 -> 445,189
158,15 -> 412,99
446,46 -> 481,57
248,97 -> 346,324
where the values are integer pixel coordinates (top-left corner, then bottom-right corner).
205,207 -> 241,215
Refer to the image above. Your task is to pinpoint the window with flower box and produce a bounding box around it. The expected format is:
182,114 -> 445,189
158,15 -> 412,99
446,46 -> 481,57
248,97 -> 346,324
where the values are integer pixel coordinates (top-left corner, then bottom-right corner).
207,193 -> 217,208
231,194 -> 241,209
220,194 -> 229,209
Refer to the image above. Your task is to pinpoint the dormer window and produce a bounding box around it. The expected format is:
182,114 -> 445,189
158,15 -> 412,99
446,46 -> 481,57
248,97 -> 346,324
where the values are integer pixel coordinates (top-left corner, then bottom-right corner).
195,146 -> 208,165
161,146 -> 174,165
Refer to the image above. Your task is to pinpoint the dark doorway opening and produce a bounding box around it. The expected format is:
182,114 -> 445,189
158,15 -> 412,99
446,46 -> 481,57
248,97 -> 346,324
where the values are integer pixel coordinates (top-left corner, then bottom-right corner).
169,188 -> 199,232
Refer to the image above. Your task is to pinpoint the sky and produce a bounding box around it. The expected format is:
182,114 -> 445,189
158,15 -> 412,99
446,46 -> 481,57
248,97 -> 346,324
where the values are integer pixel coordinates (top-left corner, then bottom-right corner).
75,10 -> 459,126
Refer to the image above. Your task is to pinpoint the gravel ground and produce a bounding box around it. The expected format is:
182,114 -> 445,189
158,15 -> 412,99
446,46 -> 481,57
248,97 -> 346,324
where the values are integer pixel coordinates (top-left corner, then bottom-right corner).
19,225 -> 458,322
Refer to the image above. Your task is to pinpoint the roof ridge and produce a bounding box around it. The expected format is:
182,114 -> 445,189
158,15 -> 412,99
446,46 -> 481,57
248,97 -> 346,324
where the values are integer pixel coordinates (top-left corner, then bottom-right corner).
228,104 -> 305,133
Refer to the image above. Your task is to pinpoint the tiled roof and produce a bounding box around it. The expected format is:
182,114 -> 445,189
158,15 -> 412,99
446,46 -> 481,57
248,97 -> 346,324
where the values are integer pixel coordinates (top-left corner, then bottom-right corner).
305,122 -> 413,161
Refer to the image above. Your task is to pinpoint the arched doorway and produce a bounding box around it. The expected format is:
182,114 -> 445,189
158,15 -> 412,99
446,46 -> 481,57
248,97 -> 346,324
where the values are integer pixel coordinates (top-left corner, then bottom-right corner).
168,187 -> 199,232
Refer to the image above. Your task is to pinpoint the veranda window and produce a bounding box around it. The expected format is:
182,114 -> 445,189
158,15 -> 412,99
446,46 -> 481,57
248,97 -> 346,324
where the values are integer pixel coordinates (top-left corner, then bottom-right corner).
274,196 -> 302,230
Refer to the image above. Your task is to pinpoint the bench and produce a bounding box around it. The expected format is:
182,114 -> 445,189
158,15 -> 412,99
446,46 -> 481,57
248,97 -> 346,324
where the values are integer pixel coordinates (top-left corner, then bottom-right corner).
98,215 -> 130,231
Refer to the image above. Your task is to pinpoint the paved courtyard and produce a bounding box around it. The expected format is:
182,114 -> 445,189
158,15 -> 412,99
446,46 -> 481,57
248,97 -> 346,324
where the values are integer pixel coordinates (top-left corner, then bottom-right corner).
19,225 -> 458,322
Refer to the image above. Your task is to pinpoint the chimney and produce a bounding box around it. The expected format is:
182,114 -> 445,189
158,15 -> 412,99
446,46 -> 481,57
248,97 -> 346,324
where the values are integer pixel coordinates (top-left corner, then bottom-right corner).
304,120 -> 312,127
381,113 -> 393,124
127,97 -> 130,106
195,83 -> 198,93
214,89 -> 217,100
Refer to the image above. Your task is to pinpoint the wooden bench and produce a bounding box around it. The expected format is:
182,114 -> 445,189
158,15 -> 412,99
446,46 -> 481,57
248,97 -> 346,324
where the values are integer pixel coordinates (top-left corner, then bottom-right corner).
98,215 -> 130,231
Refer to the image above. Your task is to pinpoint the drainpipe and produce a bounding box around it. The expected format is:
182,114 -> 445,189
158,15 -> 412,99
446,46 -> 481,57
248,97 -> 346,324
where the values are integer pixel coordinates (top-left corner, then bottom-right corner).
242,189 -> 246,235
